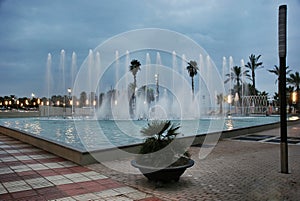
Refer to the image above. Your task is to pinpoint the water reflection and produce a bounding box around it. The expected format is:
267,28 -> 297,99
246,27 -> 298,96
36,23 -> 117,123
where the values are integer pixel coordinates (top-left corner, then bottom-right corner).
225,117 -> 234,130
0,116 -> 280,150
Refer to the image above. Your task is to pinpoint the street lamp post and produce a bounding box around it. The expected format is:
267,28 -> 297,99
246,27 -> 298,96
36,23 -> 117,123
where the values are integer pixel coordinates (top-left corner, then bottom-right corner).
278,4 -> 288,174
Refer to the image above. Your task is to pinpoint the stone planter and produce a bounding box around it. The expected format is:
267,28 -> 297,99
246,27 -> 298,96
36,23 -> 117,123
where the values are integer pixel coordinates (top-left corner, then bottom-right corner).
131,159 -> 194,182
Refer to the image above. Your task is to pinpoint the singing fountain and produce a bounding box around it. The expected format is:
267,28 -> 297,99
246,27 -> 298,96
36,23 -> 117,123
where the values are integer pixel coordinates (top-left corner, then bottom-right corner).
0,29 -> 280,164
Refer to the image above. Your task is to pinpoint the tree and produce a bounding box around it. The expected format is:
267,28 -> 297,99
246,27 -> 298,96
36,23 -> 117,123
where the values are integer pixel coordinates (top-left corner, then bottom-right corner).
245,54 -> 263,95
129,59 -> 141,116
225,66 -> 250,99
138,85 -> 155,105
216,93 -> 223,114
287,71 -> 300,111
129,59 -> 141,90
287,72 -> 300,91
268,65 -> 291,98
79,91 -> 87,107
186,60 -> 199,97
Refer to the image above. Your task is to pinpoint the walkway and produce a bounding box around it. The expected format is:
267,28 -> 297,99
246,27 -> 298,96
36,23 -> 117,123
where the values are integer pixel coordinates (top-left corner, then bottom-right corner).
88,122 -> 300,201
0,134 -> 160,201
0,122 -> 300,200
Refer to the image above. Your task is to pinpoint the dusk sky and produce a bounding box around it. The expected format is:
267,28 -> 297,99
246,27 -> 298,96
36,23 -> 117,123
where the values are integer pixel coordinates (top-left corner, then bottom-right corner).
0,0 -> 299,98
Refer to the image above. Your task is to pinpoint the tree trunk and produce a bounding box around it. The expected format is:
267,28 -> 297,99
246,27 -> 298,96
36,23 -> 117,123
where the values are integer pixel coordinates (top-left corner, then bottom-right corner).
252,72 -> 256,95
191,77 -> 194,99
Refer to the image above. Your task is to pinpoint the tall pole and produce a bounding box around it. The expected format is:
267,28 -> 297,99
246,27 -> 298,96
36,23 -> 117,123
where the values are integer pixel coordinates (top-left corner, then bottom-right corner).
278,5 -> 288,174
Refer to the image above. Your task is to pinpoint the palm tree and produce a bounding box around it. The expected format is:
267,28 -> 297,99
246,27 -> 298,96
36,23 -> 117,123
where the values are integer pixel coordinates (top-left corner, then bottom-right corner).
138,85 -> 155,105
186,60 -> 199,97
216,93 -> 223,114
245,54 -> 263,95
224,66 -> 250,99
129,59 -> 141,89
129,59 -> 141,116
287,71 -> 300,110
287,72 -> 300,91
268,65 -> 291,99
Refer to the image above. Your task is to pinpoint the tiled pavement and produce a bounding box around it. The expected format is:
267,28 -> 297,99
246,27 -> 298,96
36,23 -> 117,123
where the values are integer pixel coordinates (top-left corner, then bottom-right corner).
0,135 -> 161,201
88,122 -> 300,201
1,122 -> 300,201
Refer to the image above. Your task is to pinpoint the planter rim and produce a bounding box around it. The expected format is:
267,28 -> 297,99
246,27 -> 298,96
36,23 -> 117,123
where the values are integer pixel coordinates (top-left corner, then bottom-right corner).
131,159 -> 194,170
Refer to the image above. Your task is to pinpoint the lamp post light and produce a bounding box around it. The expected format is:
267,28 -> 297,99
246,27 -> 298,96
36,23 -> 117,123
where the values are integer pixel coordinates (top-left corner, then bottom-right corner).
4,100 -> 8,109
227,94 -> 232,115
292,91 -> 297,104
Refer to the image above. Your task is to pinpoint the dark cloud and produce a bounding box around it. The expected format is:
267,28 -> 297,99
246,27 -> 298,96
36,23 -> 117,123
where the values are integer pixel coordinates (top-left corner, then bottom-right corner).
0,0 -> 299,97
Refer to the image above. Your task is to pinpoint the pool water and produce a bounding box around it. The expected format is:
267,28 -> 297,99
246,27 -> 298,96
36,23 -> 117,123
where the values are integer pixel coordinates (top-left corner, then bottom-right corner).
0,116 -> 279,151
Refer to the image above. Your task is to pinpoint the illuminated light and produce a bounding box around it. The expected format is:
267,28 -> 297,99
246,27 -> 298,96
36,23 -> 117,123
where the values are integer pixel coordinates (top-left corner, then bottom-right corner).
288,116 -> 299,121
292,91 -> 297,104
70,100 -> 73,105
114,100 -> 118,105
86,99 -> 89,105
56,101 -> 60,106
37,99 -> 41,104
93,100 -> 96,106
46,101 -> 49,106
227,95 -> 232,104
76,101 -> 79,106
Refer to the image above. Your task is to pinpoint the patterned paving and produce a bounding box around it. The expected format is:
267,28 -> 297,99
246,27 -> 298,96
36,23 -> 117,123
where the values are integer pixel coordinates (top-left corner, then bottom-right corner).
0,135 -> 161,201
230,134 -> 300,145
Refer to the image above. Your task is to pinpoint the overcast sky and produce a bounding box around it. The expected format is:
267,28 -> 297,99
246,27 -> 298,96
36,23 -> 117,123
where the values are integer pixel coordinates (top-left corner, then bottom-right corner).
0,0 -> 299,98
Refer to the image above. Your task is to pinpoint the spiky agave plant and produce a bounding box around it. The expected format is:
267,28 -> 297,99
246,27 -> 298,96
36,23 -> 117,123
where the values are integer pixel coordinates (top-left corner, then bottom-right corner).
137,121 -> 190,167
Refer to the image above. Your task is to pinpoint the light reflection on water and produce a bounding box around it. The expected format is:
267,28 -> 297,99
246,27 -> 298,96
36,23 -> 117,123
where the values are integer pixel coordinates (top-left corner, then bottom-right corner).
0,116 -> 279,150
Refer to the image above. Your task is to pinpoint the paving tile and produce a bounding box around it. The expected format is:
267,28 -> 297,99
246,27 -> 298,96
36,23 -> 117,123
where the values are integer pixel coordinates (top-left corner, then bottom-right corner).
43,162 -> 64,169
3,180 -> 32,193
64,173 -> 91,182
53,167 -> 75,175
105,195 -> 133,201
45,175 -> 73,185
95,189 -> 122,198
37,169 -> 57,177
0,193 -> 13,200
15,155 -> 32,160
114,186 -> 138,194
27,163 -> 48,170
5,150 -> 20,154
81,171 -> 108,180
0,183 -> 8,194
0,167 -> 13,175
10,164 -> 32,172
50,196 -> 77,201
64,186 -> 90,196
0,172 -> 22,182
125,191 -> 152,200
10,189 -> 37,199
29,154 -> 50,159
0,156 -> 18,162
25,177 -> 54,189
72,193 -> 99,200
